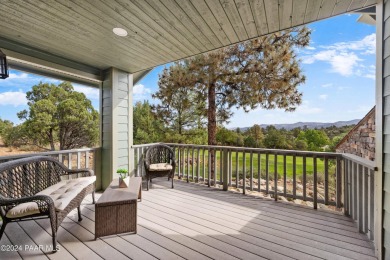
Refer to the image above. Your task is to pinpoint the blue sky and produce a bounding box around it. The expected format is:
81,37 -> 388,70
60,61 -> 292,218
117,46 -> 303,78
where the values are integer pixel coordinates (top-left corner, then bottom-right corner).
0,14 -> 376,128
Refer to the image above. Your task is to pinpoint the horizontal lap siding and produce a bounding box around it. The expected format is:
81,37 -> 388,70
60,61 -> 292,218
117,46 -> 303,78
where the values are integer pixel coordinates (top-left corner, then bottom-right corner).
384,0 -> 390,257
115,70 -> 130,172
101,69 -> 132,188
102,69 -> 113,188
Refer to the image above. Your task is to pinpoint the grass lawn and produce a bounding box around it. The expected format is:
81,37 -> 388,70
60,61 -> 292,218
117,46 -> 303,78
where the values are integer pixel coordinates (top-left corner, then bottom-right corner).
175,150 -> 336,180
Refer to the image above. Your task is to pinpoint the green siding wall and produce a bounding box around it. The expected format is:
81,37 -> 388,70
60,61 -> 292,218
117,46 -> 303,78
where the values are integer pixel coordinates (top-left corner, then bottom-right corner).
384,0 -> 390,257
101,68 -> 133,189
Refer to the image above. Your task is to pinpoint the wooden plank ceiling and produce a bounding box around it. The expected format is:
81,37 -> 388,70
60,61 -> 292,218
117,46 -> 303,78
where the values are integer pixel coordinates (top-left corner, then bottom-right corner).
0,0 -> 378,75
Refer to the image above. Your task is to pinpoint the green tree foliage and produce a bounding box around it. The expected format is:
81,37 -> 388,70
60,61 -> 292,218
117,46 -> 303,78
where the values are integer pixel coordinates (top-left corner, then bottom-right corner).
297,129 -> 330,151
216,127 -> 240,146
16,82 -> 99,150
156,27 -> 310,180
156,27 -> 310,148
244,124 -> 264,147
153,62 -> 206,136
0,118 -> 13,138
263,126 -> 289,149
133,101 -> 164,144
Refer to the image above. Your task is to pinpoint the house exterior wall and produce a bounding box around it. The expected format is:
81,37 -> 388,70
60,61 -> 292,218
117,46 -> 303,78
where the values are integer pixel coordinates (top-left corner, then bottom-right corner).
336,109 -> 375,161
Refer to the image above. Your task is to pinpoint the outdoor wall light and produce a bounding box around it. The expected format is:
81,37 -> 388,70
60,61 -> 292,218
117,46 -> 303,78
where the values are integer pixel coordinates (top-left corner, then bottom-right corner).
0,49 -> 9,79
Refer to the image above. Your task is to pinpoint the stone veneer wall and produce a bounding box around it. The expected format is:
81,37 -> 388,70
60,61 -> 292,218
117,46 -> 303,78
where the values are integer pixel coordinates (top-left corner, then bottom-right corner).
336,108 -> 375,161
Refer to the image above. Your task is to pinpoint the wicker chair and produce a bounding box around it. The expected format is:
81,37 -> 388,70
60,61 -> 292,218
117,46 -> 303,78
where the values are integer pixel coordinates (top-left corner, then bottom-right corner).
144,144 -> 176,190
0,156 -> 95,252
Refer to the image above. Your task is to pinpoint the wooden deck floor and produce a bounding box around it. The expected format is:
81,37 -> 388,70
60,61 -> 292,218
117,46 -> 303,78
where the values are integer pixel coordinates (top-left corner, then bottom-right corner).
0,179 -> 376,260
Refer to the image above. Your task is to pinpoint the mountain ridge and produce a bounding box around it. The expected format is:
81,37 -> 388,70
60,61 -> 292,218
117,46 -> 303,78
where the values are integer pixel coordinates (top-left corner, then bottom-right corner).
234,119 -> 360,131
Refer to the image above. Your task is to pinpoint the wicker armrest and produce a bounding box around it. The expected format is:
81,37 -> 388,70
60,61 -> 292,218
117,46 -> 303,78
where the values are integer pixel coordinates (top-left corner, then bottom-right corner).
66,168 -> 95,177
1,194 -> 55,213
144,160 -> 150,170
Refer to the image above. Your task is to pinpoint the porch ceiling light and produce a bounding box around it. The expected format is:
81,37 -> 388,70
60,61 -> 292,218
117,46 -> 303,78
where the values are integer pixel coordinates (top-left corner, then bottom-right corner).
0,49 -> 9,79
113,27 -> 128,37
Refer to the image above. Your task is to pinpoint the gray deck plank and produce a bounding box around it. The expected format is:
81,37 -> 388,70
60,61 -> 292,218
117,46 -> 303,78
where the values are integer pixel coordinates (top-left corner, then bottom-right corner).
0,233 -> 22,260
138,210 -> 258,260
149,186 -> 374,249
136,225 -> 211,260
119,233 -> 184,260
172,181 -> 356,223
139,198 -> 346,260
144,190 -> 376,259
18,220 -> 76,260
34,219 -> 103,260
1,179 -> 376,260
77,202 -> 210,260
4,223 -> 48,259
60,217 -> 129,260
102,236 -> 156,260
139,198 -> 295,259
169,182 -> 360,229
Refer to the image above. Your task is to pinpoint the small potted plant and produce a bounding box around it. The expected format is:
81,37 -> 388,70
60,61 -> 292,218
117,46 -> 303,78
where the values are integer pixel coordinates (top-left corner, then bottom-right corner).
117,168 -> 129,188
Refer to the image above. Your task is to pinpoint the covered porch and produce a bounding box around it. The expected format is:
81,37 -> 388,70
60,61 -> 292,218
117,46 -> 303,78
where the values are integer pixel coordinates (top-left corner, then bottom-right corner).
0,0 -> 387,259
0,179 -> 376,260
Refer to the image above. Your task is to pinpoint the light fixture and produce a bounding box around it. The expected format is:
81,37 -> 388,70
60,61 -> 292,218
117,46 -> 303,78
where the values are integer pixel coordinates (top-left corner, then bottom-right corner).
113,27 -> 128,37
0,49 -> 9,79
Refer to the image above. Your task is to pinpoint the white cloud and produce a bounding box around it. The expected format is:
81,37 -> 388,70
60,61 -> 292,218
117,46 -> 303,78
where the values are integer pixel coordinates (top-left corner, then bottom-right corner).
303,49 -> 361,76
321,83 -> 333,88
301,33 -> 375,78
319,94 -> 328,100
8,72 -> 29,79
329,33 -> 376,55
73,85 -> 99,100
0,91 -> 27,106
133,84 -> 152,100
133,84 -> 151,95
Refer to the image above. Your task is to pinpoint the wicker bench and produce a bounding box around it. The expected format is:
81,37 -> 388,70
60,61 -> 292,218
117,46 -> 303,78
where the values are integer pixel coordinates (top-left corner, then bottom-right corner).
0,156 -> 96,252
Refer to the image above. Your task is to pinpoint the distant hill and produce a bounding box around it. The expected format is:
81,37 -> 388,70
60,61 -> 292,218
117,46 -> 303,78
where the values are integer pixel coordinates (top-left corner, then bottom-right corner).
236,119 -> 360,131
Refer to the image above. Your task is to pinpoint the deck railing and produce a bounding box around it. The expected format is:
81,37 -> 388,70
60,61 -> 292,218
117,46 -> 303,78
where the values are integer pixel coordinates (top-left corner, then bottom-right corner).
166,143 -> 342,209
0,147 -> 101,174
130,143 -> 161,176
342,153 -> 376,240
0,143 -> 377,241
130,142 -> 377,241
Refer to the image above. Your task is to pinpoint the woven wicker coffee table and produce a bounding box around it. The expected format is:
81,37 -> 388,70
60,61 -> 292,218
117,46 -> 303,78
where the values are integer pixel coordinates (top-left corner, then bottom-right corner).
95,177 -> 142,240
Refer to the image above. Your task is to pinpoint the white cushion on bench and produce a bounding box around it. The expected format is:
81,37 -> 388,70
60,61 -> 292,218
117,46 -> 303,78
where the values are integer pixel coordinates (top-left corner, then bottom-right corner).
6,176 -> 96,219
149,163 -> 173,171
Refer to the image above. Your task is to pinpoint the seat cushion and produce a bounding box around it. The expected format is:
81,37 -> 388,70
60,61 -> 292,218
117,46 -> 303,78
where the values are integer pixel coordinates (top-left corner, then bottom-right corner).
6,176 -> 96,219
149,163 -> 173,171
5,201 -> 63,219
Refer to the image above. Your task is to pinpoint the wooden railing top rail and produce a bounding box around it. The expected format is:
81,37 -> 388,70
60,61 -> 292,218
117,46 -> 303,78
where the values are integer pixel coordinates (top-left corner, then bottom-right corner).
131,143 -> 162,148
342,153 -> 377,171
0,147 -> 100,161
165,143 -> 340,157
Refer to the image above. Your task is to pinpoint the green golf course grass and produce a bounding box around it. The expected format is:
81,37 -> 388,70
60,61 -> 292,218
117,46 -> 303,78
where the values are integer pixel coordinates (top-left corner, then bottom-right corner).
175,150 -> 336,180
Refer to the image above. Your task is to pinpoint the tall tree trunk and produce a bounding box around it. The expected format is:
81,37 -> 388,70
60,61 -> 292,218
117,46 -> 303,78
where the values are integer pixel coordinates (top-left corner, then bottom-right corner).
49,128 -> 55,151
208,82 -> 216,182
